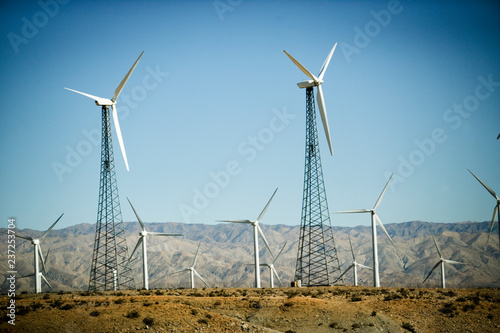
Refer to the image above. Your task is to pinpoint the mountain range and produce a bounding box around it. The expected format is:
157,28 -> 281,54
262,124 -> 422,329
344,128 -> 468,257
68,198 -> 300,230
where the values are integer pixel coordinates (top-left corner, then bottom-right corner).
1,220 -> 499,293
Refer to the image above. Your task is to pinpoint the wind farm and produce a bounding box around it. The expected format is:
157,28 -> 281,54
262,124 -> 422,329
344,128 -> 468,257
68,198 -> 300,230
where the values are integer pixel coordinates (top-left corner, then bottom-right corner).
1,0 -> 499,332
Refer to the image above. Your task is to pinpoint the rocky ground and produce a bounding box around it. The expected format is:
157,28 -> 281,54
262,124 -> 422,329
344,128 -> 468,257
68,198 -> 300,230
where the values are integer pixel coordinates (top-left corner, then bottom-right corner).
1,286 -> 499,332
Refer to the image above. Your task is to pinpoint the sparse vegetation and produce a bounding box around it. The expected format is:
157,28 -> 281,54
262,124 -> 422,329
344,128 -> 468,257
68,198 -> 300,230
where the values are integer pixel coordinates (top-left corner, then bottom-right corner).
143,316 -> 155,326
125,309 -> 140,319
402,322 -> 416,332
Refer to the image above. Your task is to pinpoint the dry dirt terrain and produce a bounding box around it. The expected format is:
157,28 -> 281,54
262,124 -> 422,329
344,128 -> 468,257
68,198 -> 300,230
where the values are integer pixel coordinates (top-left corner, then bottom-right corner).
1,286 -> 499,333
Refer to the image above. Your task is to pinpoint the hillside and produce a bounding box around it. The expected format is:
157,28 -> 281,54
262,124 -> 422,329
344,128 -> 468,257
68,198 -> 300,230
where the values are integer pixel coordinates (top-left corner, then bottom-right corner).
1,221 -> 499,293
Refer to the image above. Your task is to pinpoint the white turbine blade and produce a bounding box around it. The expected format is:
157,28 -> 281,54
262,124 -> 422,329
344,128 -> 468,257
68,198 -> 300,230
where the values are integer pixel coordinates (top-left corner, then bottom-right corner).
38,245 -> 46,272
431,235 -> 443,258
128,238 -> 143,262
192,243 -> 201,268
41,213 -> 64,239
272,267 -> 284,287
337,264 -> 354,280
64,88 -> 112,105
357,263 -> 373,270
316,85 -> 333,156
423,261 -> 441,283
217,219 -> 253,224
257,224 -> 274,259
169,268 -> 190,275
444,259 -> 465,265
273,241 -> 287,264
112,51 -> 144,102
334,209 -> 371,214
468,169 -> 499,200
127,197 -> 145,230
257,187 -> 278,221
15,234 -> 33,241
283,50 -> 319,82
318,43 -> 337,81
148,232 -> 184,237
194,270 -> 210,288
486,205 -> 498,248
348,235 -> 356,261
374,174 -> 393,210
41,274 -> 54,291
374,214 -> 395,247
112,104 -> 130,171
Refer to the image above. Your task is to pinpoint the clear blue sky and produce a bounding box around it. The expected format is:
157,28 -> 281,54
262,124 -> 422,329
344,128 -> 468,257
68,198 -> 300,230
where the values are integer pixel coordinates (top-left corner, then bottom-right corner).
1,0 -> 499,230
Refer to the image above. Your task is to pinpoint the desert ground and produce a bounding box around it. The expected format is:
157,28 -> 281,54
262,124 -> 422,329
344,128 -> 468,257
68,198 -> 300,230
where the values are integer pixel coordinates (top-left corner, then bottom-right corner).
1,286 -> 499,333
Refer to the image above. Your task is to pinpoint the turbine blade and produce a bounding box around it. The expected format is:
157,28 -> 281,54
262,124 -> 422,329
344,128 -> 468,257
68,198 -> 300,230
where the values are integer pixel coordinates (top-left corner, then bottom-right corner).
41,213 -> 64,239
192,243 -> 201,268
38,245 -> 46,272
444,259 -> 465,265
128,238 -> 143,262
486,205 -> 498,248
334,209 -> 371,214
283,50 -> 319,82
273,241 -> 287,264
257,224 -> 274,259
112,104 -> 129,171
64,88 -> 112,105
148,232 -> 184,237
374,214 -> 395,247
272,267 -> 284,287
318,43 -> 337,81
217,220 -> 253,224
374,174 -> 393,210
127,197 -> 145,230
15,234 -> 33,241
337,264 -> 354,280
431,235 -> 443,258
468,169 -> 499,200
257,187 -> 278,221
169,268 -> 190,275
194,270 -> 210,288
41,274 -> 54,291
316,85 -> 333,155
423,261 -> 441,283
357,263 -> 373,270
348,235 -> 356,261
112,51 -> 144,102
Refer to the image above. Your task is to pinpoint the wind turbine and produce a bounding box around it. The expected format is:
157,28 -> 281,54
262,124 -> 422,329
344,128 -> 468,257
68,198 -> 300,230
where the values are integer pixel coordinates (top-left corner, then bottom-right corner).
284,44 -> 336,155
259,241 -> 287,288
65,51 -> 144,171
337,235 -> 372,286
127,198 -> 183,290
468,169 -> 500,249
16,213 -> 63,293
423,235 -> 465,288
218,188 -> 278,288
169,243 -> 210,289
334,175 -> 396,287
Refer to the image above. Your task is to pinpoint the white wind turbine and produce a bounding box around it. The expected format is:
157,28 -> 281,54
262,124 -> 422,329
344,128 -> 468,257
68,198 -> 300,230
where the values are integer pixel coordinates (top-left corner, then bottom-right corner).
169,243 -> 210,289
259,241 -> 287,288
65,51 -> 144,171
127,198 -> 183,290
337,235 -> 372,286
218,188 -> 278,288
334,175 -> 396,287
16,213 -> 63,293
423,235 -> 465,288
468,169 -> 500,249
283,43 -> 337,155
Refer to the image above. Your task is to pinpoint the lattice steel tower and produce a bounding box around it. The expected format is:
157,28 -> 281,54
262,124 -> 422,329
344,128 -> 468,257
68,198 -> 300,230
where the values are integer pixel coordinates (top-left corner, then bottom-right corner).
88,106 -> 135,291
294,88 -> 342,287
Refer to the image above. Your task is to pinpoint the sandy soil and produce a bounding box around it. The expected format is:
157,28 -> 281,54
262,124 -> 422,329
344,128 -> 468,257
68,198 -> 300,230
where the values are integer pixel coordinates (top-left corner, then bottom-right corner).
1,286 -> 499,332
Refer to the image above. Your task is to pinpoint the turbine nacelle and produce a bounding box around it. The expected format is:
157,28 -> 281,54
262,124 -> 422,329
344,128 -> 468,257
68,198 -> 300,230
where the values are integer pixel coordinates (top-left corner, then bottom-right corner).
297,79 -> 323,89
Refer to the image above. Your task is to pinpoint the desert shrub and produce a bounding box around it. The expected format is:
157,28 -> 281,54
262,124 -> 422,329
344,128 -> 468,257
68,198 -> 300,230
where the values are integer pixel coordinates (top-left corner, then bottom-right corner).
214,300 -> 221,306
402,322 -> 416,332
50,299 -> 64,308
456,297 -> 467,302
90,310 -> 100,317
250,300 -> 262,309
351,295 -> 362,302
351,323 -> 361,329
125,309 -> 140,319
284,330 -> 296,333
383,293 -> 402,301
487,313 -> 494,320
61,304 -> 75,310
191,309 -> 198,316
462,304 -> 476,312
114,291 -> 125,296
16,305 -> 30,316
143,316 -> 155,326
286,290 -> 299,299
80,291 -> 91,297
155,290 -> 164,296
130,297 -> 136,303
439,302 -> 457,317
43,294 -> 50,300
31,302 -> 43,310
114,298 -> 126,304
329,322 -> 341,329
371,311 -> 377,316
283,301 -> 294,307
205,314 -> 212,319
143,301 -> 153,307
198,318 -> 208,325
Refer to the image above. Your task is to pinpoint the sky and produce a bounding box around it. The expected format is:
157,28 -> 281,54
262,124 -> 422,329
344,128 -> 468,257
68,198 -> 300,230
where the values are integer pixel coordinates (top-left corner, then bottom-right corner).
0,0 -> 499,231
